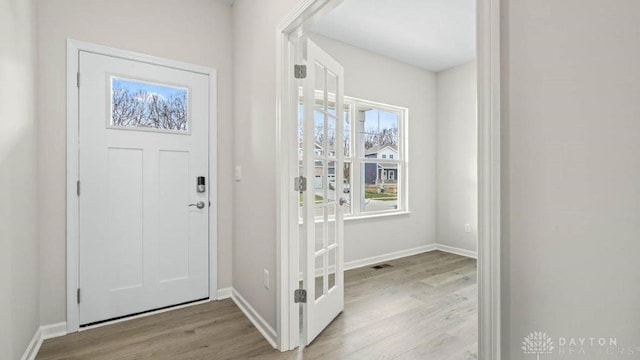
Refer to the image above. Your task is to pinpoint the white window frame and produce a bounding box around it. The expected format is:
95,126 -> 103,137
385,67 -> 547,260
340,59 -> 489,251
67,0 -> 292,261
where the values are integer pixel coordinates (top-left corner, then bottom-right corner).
298,92 -> 408,219
343,96 -> 408,218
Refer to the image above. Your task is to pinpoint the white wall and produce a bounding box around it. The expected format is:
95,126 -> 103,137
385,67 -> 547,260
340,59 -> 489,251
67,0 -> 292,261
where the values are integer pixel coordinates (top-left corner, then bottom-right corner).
310,34 -> 437,263
231,0 -> 300,330
436,61 -> 477,254
0,0 -> 40,358
36,0 -> 234,325
503,0 -> 640,358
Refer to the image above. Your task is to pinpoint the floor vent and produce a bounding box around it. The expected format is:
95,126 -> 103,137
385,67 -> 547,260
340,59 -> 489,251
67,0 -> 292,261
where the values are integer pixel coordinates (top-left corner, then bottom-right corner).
372,264 -> 392,270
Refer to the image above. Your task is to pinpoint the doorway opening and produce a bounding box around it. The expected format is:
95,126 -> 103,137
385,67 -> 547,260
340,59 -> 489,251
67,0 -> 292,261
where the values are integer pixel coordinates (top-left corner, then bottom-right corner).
276,0 -> 501,358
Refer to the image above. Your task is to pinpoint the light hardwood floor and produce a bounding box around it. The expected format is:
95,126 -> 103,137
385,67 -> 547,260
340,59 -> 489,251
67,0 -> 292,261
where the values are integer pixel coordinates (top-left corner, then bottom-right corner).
37,251 -> 477,360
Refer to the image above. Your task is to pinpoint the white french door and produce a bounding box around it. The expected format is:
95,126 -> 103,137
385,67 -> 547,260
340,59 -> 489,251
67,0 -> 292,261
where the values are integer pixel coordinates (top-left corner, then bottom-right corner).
78,51 -> 210,325
302,39 -> 345,344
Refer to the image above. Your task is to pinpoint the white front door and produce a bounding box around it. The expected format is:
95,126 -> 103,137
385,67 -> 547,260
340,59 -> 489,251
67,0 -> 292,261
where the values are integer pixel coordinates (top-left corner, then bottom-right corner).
302,39 -> 345,344
78,51 -> 210,325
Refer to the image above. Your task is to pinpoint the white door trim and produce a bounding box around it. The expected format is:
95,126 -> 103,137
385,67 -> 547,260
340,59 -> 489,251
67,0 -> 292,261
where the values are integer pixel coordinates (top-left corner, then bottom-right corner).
477,0 -> 502,357
66,39 -> 218,333
275,0 -> 502,358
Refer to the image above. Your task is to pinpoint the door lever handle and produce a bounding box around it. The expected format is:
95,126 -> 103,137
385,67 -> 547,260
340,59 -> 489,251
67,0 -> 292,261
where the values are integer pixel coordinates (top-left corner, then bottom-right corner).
189,201 -> 206,209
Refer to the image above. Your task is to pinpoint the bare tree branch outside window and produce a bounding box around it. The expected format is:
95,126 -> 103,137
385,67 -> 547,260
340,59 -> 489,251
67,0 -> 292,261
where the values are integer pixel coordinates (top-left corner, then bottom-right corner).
111,77 -> 188,132
361,126 -> 398,150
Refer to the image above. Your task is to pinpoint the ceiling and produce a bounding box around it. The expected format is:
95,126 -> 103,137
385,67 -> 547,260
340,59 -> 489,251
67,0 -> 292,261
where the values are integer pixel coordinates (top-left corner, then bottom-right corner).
310,0 -> 476,72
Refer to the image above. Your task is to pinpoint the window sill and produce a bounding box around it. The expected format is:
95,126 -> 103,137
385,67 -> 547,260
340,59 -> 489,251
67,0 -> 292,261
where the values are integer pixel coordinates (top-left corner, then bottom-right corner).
298,210 -> 411,225
344,210 -> 411,222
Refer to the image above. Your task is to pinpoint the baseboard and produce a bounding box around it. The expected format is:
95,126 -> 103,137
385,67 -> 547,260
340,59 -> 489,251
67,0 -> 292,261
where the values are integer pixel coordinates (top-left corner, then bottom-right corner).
21,327 -> 41,360
216,287 -> 232,300
41,322 -> 68,340
306,243 -> 476,277
306,244 -> 474,277
344,244 -> 437,271
435,244 -> 478,259
305,243 -> 475,275
231,288 -> 277,349
21,322 -> 67,360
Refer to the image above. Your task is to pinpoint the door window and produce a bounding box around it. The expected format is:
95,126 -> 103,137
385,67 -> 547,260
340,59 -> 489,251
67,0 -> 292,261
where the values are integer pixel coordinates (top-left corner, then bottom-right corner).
110,77 -> 189,132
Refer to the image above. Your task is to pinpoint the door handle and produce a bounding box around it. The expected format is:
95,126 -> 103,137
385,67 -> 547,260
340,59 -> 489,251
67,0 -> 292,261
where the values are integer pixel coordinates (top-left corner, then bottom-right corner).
339,197 -> 349,206
189,201 -> 206,209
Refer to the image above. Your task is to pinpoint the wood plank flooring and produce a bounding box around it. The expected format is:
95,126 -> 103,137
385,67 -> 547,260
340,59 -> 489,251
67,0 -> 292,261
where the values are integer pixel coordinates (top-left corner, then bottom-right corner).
37,251 -> 477,360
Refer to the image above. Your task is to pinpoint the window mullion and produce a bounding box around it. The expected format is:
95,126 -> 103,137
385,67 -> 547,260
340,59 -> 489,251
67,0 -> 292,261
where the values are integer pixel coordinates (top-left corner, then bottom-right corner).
349,100 -> 361,216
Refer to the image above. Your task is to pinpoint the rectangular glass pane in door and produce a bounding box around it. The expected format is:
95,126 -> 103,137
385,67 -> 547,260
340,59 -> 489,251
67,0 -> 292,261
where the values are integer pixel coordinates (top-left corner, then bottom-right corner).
315,207 -> 325,252
327,71 -> 337,116
110,77 -> 189,132
315,63 -> 325,107
315,254 -> 324,301
328,248 -> 336,291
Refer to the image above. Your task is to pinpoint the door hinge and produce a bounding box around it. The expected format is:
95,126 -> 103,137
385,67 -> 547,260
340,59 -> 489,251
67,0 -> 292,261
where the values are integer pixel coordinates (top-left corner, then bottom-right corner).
76,180 -> 80,196
294,176 -> 307,192
294,64 -> 307,79
294,289 -> 307,303
77,288 -> 81,304
77,72 -> 80,88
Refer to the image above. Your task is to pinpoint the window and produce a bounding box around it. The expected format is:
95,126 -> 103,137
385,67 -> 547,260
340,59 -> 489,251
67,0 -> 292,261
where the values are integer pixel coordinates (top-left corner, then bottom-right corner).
110,77 -> 189,133
351,100 -> 406,215
299,94 -> 407,218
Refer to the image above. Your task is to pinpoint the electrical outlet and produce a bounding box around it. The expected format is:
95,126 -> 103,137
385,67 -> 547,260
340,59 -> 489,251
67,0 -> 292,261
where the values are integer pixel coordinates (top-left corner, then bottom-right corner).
263,269 -> 270,289
465,224 -> 471,233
